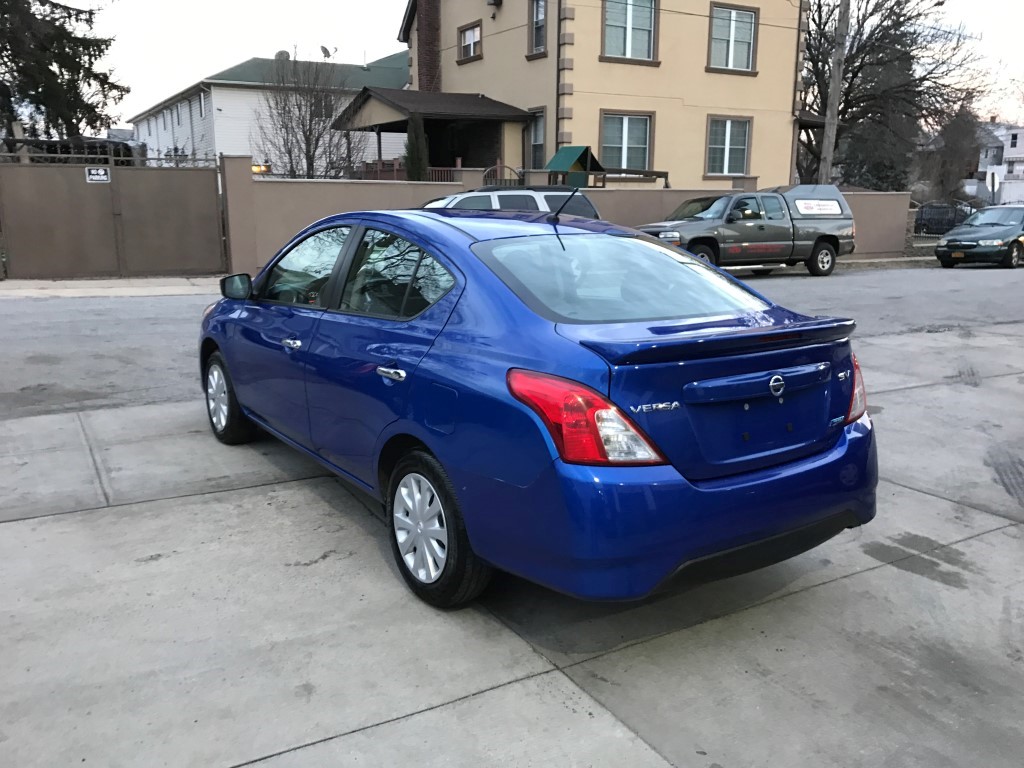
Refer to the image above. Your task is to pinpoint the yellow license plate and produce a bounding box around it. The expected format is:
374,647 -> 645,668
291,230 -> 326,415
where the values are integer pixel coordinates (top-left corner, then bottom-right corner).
952,251 -> 964,258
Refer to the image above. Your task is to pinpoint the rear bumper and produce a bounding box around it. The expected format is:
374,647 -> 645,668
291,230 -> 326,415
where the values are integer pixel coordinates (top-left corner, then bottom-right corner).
458,416 -> 877,600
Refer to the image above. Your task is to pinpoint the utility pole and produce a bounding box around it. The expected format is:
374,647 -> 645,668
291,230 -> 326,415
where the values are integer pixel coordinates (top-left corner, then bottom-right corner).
818,0 -> 852,184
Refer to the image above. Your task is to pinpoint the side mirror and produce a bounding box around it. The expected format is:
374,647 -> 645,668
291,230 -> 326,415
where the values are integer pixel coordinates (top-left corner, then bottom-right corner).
220,273 -> 252,300
725,213 -> 737,224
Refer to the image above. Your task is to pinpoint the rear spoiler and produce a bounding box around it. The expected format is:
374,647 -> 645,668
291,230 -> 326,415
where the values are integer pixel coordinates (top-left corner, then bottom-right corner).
576,318 -> 856,365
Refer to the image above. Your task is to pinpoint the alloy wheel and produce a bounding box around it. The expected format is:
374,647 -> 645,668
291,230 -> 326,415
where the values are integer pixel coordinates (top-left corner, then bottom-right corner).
393,472 -> 449,583
206,364 -> 229,432
817,248 -> 834,272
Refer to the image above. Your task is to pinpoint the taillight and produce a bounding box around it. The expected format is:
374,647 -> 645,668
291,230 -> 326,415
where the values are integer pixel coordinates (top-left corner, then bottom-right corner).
507,369 -> 666,466
845,354 -> 867,424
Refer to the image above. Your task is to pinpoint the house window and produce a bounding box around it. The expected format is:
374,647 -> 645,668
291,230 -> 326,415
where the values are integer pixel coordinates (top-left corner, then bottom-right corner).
604,0 -> 655,60
1012,133 -> 1019,148
600,113 -> 650,170
707,117 -> 751,175
147,118 -> 152,136
709,5 -> 757,71
530,0 -> 546,54
176,103 -> 182,125
1009,162 -> 1017,174
199,92 -> 206,118
458,21 -> 482,62
530,111 -> 545,169
312,93 -> 334,119
162,111 -> 168,130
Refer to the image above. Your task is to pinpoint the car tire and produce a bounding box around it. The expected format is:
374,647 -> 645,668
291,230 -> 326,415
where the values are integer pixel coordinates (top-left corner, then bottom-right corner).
204,351 -> 258,445
939,259 -> 956,269
1002,242 -> 1022,269
806,241 -> 837,276
752,268 -> 773,276
687,244 -> 718,266
387,450 -> 493,608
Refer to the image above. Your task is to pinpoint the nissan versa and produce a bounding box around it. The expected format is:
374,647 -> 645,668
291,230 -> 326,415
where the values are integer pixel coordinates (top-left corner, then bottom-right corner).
199,209 -> 878,607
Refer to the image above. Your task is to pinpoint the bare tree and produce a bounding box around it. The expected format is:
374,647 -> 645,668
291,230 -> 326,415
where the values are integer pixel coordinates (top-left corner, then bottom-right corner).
800,0 -> 984,183
251,49 -> 368,179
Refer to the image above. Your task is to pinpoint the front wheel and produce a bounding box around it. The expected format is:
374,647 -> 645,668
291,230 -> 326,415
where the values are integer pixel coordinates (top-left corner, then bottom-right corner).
806,242 -> 837,276
1002,242 -> 1022,269
388,451 -> 493,608
939,259 -> 956,269
204,352 -> 258,445
687,244 -> 718,266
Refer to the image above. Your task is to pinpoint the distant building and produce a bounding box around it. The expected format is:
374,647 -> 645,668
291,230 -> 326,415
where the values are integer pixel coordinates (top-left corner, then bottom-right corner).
965,118 -> 1024,204
126,52 -> 409,167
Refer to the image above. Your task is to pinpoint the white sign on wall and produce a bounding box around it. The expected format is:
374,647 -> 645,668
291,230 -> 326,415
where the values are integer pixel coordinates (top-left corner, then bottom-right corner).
85,167 -> 111,184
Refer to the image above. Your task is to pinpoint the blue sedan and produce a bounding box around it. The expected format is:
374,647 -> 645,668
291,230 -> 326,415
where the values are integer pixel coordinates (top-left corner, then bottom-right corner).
200,209 -> 877,607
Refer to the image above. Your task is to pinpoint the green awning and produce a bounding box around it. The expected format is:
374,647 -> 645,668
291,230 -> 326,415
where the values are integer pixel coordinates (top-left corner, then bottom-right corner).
544,146 -> 605,173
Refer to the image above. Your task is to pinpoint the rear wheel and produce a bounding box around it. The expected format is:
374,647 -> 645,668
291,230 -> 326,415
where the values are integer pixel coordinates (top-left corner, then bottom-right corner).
687,244 -> 718,266
806,241 -> 837,276
388,451 -> 493,608
1002,242 -> 1022,269
752,268 -> 774,276
204,352 -> 258,445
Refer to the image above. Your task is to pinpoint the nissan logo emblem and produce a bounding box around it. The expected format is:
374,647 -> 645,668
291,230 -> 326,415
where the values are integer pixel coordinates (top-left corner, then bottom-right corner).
769,375 -> 786,397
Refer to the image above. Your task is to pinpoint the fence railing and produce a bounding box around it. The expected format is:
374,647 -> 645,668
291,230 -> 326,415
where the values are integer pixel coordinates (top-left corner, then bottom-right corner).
0,152 -> 218,168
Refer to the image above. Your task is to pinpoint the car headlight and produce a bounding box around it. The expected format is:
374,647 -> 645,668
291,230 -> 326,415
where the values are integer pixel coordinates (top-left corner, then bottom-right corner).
936,239 -> 948,246
978,239 -> 1004,246
658,231 -> 681,242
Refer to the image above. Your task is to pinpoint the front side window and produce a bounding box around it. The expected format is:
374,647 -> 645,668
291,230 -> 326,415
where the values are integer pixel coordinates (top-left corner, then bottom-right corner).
707,118 -> 750,175
530,112 -> 545,168
604,0 -> 654,60
731,196 -> 762,220
459,22 -> 482,61
531,0 -> 546,53
261,227 -> 351,306
339,229 -> 454,319
710,5 -> 756,71
451,195 -> 494,210
473,234 -> 768,324
601,113 -> 650,170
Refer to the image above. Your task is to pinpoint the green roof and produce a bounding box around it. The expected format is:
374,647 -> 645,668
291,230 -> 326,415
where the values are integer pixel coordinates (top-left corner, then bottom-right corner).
545,146 -> 605,173
205,51 -> 409,90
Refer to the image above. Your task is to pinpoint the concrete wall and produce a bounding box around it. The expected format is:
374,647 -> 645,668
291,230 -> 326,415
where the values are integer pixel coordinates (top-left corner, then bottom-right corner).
221,156 -> 912,274
844,192 -> 913,258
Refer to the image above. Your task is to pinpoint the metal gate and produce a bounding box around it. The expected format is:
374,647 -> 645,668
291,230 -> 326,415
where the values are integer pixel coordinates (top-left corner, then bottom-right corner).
0,162 -> 224,279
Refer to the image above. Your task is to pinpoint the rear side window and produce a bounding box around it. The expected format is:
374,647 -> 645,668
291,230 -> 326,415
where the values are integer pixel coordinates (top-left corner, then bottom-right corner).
544,194 -> 598,219
497,194 -> 540,211
452,195 -> 495,210
339,229 -> 454,319
761,195 -> 787,221
472,234 -> 768,324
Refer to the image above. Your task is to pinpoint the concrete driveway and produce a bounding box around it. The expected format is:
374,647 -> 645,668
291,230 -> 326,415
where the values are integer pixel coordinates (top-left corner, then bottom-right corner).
2,266 -> 1023,766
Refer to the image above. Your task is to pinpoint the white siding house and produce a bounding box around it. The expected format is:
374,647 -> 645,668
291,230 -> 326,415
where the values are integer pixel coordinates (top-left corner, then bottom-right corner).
128,52 -> 409,171
965,122 -> 1024,205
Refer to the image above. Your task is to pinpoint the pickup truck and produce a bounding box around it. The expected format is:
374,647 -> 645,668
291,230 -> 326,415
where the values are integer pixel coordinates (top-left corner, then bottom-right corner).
637,185 -> 856,276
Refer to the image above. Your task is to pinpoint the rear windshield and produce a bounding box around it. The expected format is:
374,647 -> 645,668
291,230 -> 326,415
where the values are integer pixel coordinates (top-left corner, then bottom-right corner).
544,194 -> 599,219
471,234 -> 769,324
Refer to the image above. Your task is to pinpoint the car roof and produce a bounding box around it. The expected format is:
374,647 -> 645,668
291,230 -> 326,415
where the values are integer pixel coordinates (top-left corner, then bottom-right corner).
308,209 -> 633,243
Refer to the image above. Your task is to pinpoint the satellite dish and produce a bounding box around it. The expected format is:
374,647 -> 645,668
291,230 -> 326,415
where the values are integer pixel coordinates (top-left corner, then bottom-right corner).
320,45 -> 331,59
274,50 -> 290,61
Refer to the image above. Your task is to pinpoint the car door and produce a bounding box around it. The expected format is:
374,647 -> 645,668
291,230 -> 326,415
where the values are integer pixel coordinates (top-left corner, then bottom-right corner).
758,194 -> 795,260
304,224 -> 462,483
719,195 -> 769,263
227,225 -> 352,445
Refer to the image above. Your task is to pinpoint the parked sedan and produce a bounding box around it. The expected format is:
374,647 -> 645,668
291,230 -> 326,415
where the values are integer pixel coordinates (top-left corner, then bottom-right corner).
200,210 -> 877,607
934,205 -> 1024,268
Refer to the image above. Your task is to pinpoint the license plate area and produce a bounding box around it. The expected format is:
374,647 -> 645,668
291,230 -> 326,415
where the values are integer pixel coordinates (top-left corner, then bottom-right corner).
952,251 -> 965,258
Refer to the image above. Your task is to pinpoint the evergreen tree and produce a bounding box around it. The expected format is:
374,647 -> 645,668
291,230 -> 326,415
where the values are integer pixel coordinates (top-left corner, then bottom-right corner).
404,113 -> 428,182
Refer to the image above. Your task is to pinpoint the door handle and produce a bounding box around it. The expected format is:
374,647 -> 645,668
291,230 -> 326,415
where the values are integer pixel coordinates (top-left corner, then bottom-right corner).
758,225 -> 766,230
281,338 -> 302,349
376,366 -> 407,382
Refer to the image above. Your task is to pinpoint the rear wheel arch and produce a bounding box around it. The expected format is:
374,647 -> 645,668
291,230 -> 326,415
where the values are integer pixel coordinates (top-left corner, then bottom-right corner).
377,434 -> 433,497
814,234 -> 840,255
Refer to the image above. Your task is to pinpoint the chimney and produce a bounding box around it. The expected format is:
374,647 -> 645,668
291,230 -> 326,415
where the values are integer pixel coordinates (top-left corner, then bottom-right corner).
418,0 -> 441,92
990,115 -> 997,123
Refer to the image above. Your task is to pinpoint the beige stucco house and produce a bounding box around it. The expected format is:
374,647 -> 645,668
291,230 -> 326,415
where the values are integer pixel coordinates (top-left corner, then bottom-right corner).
342,0 -> 813,188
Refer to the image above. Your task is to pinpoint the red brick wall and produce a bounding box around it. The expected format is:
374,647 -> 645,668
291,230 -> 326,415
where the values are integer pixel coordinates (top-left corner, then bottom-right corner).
417,0 -> 441,92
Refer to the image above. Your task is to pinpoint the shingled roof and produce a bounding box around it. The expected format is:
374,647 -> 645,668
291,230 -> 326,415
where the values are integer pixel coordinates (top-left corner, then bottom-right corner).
333,87 -> 532,131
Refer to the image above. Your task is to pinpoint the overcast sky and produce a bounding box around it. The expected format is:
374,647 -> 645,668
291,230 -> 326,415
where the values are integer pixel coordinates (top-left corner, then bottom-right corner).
93,0 -> 1021,126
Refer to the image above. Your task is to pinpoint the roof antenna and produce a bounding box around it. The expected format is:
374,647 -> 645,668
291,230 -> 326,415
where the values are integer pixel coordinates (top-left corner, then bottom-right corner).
548,186 -> 579,225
